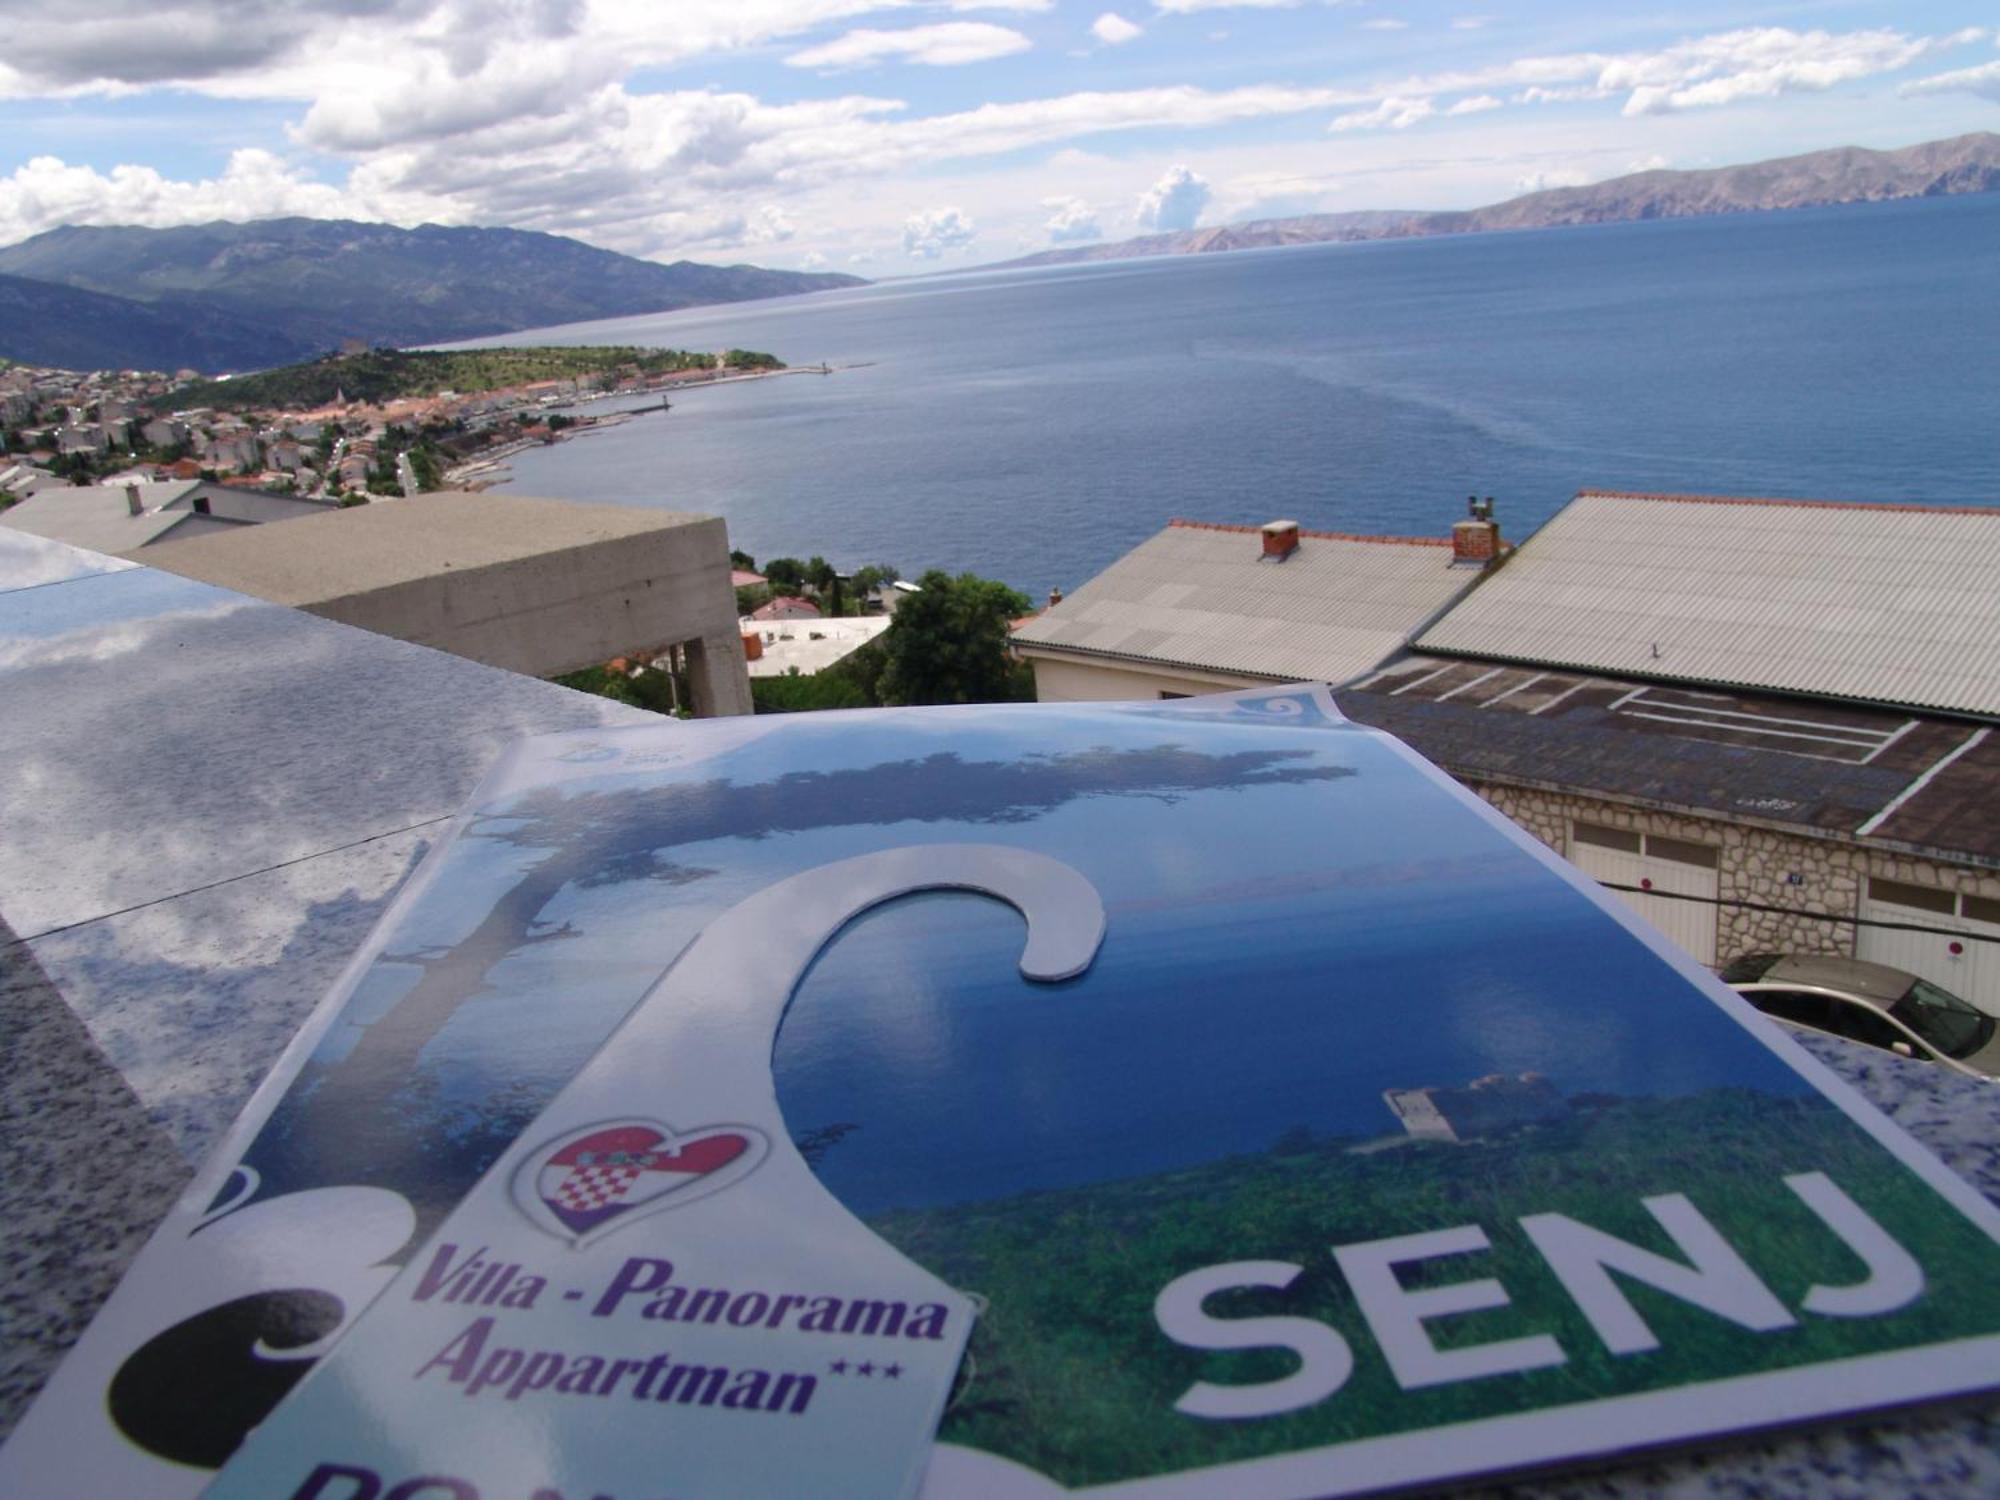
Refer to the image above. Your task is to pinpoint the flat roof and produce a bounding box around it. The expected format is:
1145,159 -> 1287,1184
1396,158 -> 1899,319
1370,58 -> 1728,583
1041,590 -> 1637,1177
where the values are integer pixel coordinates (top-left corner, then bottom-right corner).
0,482 -> 202,552
135,492 -> 717,604
1414,490 -> 2000,719
1014,518 -> 1474,686
1340,655 -> 2000,866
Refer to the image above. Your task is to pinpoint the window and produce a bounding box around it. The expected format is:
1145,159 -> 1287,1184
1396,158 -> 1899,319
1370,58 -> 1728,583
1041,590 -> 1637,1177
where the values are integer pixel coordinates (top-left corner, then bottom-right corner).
1891,979 -> 1995,1060
1646,836 -> 1719,870
1572,822 -> 1640,854
1867,877 -> 1955,915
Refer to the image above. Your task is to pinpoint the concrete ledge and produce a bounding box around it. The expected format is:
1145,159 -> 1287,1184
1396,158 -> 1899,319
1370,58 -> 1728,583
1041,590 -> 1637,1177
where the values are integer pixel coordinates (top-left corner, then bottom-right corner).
138,491 -> 752,710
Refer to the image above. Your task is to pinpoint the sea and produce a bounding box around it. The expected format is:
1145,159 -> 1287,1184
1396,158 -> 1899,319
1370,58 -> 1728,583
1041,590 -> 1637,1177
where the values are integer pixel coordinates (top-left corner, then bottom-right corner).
462,192 -> 2000,600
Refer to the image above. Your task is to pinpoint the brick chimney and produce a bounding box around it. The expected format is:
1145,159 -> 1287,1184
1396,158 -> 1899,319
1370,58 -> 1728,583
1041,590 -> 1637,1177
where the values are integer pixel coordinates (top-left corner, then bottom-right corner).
124,483 -> 143,517
1451,495 -> 1501,566
1260,519 -> 1301,561
1048,586 -> 1064,608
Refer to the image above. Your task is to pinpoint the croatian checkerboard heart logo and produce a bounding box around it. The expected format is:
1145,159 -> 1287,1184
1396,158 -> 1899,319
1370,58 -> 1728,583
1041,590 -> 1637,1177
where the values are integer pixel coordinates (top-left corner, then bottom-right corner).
510,1120 -> 769,1248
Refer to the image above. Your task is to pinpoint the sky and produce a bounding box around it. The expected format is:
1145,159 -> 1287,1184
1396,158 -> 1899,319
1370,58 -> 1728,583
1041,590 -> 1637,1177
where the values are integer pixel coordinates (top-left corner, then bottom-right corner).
0,2 -> 1995,277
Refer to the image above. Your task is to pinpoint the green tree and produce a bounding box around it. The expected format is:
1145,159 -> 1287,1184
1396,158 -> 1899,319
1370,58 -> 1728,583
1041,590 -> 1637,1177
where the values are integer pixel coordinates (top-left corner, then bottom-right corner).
729,549 -> 757,571
804,555 -> 844,616
877,570 -> 1035,706
763,556 -> 806,594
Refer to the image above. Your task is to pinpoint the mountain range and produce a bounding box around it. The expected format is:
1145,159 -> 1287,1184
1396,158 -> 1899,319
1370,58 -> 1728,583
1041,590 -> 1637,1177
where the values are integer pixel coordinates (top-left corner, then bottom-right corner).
0,219 -> 862,374
977,132 -> 2000,272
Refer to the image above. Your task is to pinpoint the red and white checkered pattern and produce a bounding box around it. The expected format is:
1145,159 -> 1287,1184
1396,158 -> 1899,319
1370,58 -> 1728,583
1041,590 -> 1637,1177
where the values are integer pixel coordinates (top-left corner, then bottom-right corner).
552,1162 -> 644,1214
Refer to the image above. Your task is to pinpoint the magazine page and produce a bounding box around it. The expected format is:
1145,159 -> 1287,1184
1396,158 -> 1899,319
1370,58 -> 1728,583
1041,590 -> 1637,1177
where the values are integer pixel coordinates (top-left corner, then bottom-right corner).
3,686 -> 1996,1500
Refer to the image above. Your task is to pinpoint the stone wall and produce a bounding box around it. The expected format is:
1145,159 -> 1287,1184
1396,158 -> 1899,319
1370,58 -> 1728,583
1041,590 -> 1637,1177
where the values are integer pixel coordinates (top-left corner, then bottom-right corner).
1470,780 -> 1999,967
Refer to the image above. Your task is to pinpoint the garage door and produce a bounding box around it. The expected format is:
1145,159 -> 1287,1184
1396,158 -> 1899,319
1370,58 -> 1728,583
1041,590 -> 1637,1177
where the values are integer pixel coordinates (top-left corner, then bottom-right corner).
1858,877 -> 2000,1016
1566,822 -> 1719,966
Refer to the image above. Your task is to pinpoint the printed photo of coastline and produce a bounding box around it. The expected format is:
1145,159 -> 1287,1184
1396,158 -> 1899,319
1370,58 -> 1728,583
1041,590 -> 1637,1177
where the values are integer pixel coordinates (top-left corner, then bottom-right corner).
37,687 -> 2000,1498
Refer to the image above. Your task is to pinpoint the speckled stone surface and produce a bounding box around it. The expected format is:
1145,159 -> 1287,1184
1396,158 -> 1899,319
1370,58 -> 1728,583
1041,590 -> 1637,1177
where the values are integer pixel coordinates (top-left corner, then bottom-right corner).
0,918 -> 191,1441
0,535 -> 655,1444
0,563 -> 650,940
0,526 -> 138,593
25,826 -> 437,1166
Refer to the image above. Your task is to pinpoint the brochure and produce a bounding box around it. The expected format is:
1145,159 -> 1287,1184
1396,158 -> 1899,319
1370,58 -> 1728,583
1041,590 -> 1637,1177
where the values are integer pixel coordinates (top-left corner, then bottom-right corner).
3,686 -> 1995,1500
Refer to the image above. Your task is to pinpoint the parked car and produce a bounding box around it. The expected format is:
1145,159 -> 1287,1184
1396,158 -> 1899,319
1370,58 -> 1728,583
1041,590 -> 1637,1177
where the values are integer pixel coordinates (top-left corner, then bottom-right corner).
1721,953 -> 2000,1081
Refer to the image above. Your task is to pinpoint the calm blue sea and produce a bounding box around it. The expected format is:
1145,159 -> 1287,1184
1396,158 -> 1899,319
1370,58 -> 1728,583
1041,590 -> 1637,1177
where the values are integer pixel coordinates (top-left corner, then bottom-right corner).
465,194 -> 2000,599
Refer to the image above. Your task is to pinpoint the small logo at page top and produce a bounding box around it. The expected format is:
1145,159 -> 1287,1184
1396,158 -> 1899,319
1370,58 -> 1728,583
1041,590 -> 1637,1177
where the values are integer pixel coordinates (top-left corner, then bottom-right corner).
511,1120 -> 769,1248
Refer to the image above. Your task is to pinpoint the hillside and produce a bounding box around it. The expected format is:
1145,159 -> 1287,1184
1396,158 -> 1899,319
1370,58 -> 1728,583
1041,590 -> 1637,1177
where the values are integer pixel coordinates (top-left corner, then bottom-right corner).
0,218 -> 863,374
0,272 -> 302,373
979,132 -> 2000,272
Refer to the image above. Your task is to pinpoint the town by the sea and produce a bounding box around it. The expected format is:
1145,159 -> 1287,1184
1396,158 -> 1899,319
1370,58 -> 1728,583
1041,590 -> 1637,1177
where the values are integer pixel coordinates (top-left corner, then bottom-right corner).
463,192 -> 1999,600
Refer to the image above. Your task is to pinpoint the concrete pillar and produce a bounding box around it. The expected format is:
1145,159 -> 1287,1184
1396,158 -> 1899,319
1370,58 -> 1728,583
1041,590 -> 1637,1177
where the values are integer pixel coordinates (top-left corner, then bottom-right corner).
685,630 -> 754,718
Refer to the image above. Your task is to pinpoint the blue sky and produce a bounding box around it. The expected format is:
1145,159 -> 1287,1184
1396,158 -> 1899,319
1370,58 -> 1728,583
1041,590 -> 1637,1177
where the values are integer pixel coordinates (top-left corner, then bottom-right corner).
1,2 -> 1995,274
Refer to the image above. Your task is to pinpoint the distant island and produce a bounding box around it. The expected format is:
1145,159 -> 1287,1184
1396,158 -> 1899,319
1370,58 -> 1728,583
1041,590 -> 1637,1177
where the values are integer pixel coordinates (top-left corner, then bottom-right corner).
974,132 -> 2000,273
0,218 -> 863,376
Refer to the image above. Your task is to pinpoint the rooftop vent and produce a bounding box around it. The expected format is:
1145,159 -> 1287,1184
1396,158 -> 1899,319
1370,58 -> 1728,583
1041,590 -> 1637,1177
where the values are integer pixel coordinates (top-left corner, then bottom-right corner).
1260,519 -> 1301,562
124,483 -> 143,517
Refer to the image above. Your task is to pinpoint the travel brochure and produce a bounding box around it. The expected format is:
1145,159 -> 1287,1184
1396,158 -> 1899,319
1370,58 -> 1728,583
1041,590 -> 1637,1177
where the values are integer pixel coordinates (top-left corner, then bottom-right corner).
3,685 -> 1996,1499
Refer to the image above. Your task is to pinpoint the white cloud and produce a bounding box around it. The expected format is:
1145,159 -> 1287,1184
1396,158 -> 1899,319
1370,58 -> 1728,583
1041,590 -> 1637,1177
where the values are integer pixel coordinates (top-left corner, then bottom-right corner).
1900,57 -> 2000,103
1610,27 -> 1968,116
902,204 -> 977,257
1628,153 -> 1670,172
801,248 -> 828,267
1452,15 -> 1493,30
0,9 -> 1982,268
1092,12 -> 1143,45
1329,95 -> 1434,131
1151,0 -> 1297,11
786,22 -> 1031,69
1513,168 -> 1589,193
0,149 -> 391,246
1446,94 -> 1502,115
1042,194 -> 1101,241
1360,18 -> 1408,31
1135,162 -> 1209,230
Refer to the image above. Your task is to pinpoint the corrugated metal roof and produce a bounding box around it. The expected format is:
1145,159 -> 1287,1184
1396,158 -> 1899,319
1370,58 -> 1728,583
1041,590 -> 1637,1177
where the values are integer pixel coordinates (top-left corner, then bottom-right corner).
1414,491 -> 2000,718
1013,520 -> 1475,684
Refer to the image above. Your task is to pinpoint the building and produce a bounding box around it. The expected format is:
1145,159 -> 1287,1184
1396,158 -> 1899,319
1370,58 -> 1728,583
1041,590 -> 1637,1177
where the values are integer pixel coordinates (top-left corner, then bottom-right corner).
750,594 -> 822,622
133,492 -> 754,715
741,612 -> 892,678
1029,492 -> 2000,1005
1384,1073 -> 1567,1143
1014,514 -> 1496,701
0,480 -> 333,552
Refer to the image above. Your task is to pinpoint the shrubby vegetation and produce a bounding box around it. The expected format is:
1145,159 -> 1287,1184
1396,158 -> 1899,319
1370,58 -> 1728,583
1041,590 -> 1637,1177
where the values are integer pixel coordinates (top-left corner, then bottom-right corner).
167,345 -> 783,412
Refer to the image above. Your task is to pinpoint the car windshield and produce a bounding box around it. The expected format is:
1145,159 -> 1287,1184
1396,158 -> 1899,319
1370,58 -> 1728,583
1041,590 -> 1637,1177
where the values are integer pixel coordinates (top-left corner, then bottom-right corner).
1719,953 -> 1783,983
1890,978 -> 1995,1060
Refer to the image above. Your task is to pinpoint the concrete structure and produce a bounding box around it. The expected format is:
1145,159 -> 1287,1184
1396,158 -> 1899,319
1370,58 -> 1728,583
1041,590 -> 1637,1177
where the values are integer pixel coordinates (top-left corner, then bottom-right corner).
137,492 -> 754,717
1015,515 -> 1492,701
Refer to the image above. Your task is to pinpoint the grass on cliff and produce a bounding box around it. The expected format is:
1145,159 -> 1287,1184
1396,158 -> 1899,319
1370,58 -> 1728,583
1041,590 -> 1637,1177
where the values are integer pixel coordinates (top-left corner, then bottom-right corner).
855,1089 -> 2000,1488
